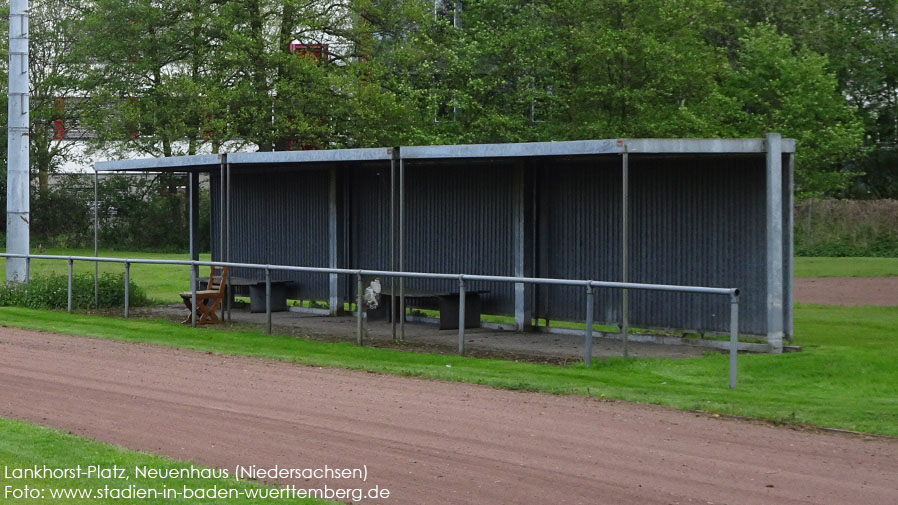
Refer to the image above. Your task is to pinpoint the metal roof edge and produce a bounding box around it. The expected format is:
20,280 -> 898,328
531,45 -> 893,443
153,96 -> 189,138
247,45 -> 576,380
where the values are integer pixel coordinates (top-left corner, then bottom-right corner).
400,139 -> 621,159
227,147 -> 393,165
401,137 -> 795,159
623,138 -> 796,154
96,154 -> 222,172
94,137 -> 796,171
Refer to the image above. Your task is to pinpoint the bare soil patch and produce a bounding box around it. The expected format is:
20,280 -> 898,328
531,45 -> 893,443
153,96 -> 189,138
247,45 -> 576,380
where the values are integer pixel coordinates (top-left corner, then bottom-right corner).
795,277 -> 898,306
1,328 -> 896,504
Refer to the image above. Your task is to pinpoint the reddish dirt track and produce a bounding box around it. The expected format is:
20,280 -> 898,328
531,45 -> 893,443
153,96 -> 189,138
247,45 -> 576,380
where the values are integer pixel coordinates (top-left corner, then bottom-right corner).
795,277 -> 898,306
1,328 -> 896,505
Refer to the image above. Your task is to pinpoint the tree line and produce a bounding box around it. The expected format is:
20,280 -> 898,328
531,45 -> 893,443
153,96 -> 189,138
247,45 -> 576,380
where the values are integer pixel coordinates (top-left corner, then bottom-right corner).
1,0 -> 896,201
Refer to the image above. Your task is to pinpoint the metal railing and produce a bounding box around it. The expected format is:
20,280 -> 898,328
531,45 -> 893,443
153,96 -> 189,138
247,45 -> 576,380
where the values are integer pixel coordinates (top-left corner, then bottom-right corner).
0,253 -> 743,388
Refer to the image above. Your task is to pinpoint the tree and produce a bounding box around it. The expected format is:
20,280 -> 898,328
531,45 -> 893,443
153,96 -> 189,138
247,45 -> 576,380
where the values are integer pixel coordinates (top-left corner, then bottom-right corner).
77,0 -> 228,157
726,0 -> 898,197
29,0 -> 91,197
722,25 -> 864,197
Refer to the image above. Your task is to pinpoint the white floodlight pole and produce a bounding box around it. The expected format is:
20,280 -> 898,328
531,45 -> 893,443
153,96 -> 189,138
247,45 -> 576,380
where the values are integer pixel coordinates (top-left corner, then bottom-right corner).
7,0 -> 30,282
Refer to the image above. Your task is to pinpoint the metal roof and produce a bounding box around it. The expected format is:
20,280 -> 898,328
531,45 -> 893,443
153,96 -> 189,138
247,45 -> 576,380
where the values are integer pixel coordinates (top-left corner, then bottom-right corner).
95,154 -> 222,172
228,147 -> 393,165
95,137 -> 795,172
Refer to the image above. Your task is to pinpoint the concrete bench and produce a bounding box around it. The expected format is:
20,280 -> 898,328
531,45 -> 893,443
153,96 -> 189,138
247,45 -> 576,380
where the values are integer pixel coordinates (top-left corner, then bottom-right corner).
368,286 -> 488,330
199,276 -> 295,313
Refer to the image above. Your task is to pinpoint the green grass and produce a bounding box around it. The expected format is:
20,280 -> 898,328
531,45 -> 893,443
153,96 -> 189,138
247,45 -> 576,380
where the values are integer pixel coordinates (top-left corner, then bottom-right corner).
0,417 -> 333,504
0,248 -> 208,304
0,305 -> 896,436
795,257 -> 898,277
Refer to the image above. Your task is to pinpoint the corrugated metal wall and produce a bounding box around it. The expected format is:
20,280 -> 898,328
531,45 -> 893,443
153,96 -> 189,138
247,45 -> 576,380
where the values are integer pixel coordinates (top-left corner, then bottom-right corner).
211,153 -> 775,335
535,155 -> 767,335
400,160 -> 516,314
211,167 -> 330,300
347,164 -> 392,271
535,157 -> 623,325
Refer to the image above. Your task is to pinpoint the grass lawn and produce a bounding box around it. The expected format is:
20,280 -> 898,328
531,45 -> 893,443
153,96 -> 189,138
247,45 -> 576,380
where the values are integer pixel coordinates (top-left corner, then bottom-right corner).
0,304 -> 895,436
795,256 -> 898,277
0,417 -> 333,504
0,248 -> 209,304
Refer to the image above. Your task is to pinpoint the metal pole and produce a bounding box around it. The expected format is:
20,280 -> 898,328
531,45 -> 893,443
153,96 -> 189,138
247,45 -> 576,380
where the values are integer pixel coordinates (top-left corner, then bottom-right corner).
585,284 -> 594,366
218,158 -> 224,269
124,261 -> 130,318
621,150 -> 629,358
6,0 -> 29,284
66,259 -> 73,313
458,277 -> 466,355
399,158 -> 405,342
188,170 -> 200,302
93,169 -> 99,306
265,266 -> 271,335
729,291 -> 740,389
24,256 -> 29,283
390,156 -> 396,341
356,272 -> 364,346
226,161 -> 232,322
190,264 -> 197,328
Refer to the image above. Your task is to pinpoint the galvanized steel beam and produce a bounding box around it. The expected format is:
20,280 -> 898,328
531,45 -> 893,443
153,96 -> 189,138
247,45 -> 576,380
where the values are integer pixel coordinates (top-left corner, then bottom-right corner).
765,133 -> 784,353
784,153 -> 795,343
189,171 -> 200,284
513,164 -> 531,330
328,167 -> 340,314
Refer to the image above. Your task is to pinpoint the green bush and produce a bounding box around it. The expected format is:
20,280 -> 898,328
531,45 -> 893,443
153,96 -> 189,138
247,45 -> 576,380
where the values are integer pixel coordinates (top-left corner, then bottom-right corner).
0,273 -> 148,310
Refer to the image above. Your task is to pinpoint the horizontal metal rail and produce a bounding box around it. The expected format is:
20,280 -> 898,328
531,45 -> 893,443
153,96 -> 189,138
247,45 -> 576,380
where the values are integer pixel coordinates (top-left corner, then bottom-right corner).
2,253 -> 743,388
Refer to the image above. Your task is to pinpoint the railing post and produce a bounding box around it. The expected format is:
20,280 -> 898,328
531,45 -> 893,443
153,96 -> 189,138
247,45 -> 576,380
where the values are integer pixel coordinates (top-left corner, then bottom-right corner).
124,261 -> 130,318
458,276 -> 466,355
729,290 -> 740,389
265,266 -> 272,335
189,264 -> 197,328
66,258 -> 73,313
356,272 -> 364,345
24,256 -> 30,283
584,283 -> 594,366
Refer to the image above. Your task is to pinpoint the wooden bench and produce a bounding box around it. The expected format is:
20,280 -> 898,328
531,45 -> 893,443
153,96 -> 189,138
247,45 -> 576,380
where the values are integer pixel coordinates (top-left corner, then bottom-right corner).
368,286 -> 489,330
180,266 -> 228,324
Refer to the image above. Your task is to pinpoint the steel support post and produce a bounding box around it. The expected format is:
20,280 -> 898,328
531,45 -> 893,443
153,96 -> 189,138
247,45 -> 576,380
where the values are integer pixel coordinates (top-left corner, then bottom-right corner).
621,151 -> 629,358
399,158 -> 405,342
328,167 -> 340,314
66,259 -> 73,313
784,153 -> 795,343
190,265 -> 197,328
513,165 -> 529,330
24,256 -> 29,283
124,261 -> 130,318
265,267 -> 272,335
188,171 -> 200,294
356,273 -> 364,346
765,133 -> 784,352
226,160 -> 232,322
390,157 -> 397,341
458,277 -> 466,355
729,291 -> 740,389
584,284 -> 594,366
